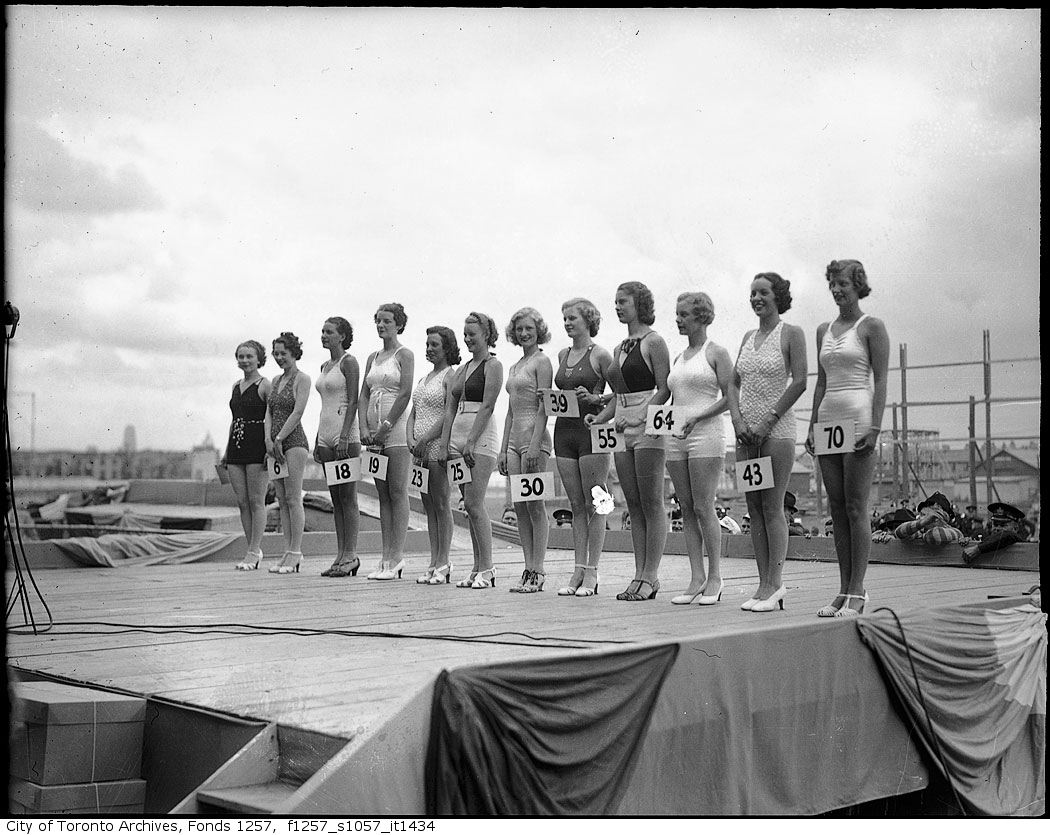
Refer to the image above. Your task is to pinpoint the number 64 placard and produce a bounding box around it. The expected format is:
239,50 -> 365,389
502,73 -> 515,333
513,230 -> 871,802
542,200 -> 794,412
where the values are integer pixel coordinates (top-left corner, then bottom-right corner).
510,471 -> 554,503
735,455 -> 774,492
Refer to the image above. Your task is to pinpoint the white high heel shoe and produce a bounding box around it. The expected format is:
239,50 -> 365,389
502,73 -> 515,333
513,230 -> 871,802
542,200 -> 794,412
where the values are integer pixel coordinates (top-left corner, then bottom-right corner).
671,579 -> 708,606
834,592 -> 869,618
750,585 -> 788,612
269,552 -> 302,574
372,559 -> 405,581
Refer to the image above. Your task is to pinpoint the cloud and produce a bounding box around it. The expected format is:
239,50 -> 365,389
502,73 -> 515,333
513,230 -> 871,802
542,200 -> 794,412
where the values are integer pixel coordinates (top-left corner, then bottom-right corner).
8,120 -> 163,215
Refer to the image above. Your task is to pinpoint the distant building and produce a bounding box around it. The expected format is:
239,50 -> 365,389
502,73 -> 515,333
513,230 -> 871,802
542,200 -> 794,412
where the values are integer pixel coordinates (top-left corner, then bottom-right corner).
123,425 -> 137,454
189,433 -> 219,481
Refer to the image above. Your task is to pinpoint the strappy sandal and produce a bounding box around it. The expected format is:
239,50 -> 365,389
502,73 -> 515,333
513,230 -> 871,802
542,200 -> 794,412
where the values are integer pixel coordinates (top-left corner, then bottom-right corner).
817,593 -> 847,618
620,579 -> 659,601
575,566 -> 599,597
558,565 -> 587,596
617,579 -> 642,601
834,592 -> 869,618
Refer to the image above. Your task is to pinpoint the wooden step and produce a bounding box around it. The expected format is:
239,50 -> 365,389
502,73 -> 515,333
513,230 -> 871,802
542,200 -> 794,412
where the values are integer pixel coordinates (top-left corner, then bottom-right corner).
197,780 -> 299,815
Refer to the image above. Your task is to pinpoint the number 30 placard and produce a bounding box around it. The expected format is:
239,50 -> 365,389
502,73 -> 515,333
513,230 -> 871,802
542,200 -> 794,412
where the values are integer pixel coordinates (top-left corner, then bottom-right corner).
813,420 -> 856,456
735,455 -> 774,492
510,471 -> 554,503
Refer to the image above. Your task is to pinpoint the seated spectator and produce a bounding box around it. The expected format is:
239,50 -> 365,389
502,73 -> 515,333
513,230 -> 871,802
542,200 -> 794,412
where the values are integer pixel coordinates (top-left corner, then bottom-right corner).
958,504 -> 984,538
552,508 -> 573,528
894,492 -> 963,545
741,513 -> 751,535
784,491 -> 806,536
874,505 -> 916,533
962,502 -> 1034,564
716,504 -> 741,534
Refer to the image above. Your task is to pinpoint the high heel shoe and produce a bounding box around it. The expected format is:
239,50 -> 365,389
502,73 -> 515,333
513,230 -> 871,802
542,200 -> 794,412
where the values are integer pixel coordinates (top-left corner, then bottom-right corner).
235,551 -> 262,571
509,570 -> 534,593
740,597 -> 758,610
750,585 -> 788,612
620,579 -> 659,601
456,571 -> 478,588
698,579 -> 724,606
817,593 -> 847,618
269,551 -> 302,574
834,592 -> 869,618
521,571 -> 545,593
575,566 -> 599,597
417,567 -> 436,584
372,559 -> 405,581
617,580 -> 642,601
470,568 -> 496,589
558,565 -> 587,596
427,563 -> 453,585
328,556 -> 360,578
671,579 -> 709,605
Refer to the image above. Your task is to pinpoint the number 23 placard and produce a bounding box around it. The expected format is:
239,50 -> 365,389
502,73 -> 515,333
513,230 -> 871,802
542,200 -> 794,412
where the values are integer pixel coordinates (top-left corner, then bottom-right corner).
735,455 -> 774,492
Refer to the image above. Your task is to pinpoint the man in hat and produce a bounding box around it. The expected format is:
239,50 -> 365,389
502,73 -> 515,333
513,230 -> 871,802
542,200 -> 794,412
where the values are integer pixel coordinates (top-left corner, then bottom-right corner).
783,491 -> 806,537
958,504 -> 984,538
893,491 -> 964,545
552,508 -> 573,528
962,502 -> 1033,564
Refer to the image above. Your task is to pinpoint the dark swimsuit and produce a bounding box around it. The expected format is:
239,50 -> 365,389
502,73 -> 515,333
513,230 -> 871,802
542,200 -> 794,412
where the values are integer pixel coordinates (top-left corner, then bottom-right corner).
553,345 -> 607,459
227,381 -> 267,465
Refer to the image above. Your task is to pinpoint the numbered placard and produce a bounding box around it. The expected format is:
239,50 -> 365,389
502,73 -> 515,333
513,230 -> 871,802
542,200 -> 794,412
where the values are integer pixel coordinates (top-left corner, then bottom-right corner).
813,420 -> 856,455
590,424 -> 622,453
324,457 -> 361,486
409,464 -> 429,494
214,464 -> 231,485
541,389 -> 580,418
510,471 -> 555,503
735,455 -> 774,493
267,456 -> 288,481
447,458 -> 472,486
646,405 -> 677,435
362,450 -> 389,481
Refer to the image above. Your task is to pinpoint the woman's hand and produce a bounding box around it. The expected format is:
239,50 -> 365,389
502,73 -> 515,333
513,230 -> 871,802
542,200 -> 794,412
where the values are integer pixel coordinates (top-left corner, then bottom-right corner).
411,438 -> 428,460
374,420 -> 391,446
804,424 -> 816,455
463,439 -> 476,469
614,416 -> 629,433
854,428 -> 879,456
312,447 -> 323,464
575,386 -> 596,406
272,441 -> 286,465
497,451 -> 509,476
336,437 -> 351,459
584,413 -> 598,426
359,430 -> 373,447
435,442 -> 448,469
733,419 -> 754,447
675,418 -> 698,440
524,442 -> 541,473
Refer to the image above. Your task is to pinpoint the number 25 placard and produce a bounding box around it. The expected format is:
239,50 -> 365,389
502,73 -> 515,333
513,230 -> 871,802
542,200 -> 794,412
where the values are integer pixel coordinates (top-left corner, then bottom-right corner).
541,389 -> 580,418
510,471 -> 554,503
447,458 -> 472,486
735,455 -> 774,492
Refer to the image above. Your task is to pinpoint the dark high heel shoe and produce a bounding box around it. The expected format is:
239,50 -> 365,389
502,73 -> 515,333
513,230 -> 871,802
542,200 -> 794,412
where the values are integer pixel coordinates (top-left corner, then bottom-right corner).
620,579 -> 659,601
617,580 -> 642,601
329,556 -> 360,578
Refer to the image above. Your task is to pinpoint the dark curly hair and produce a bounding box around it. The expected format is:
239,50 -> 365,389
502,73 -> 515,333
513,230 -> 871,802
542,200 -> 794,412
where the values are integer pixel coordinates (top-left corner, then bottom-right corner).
272,331 -> 304,360
753,272 -> 793,314
825,259 -> 871,299
236,340 -> 267,367
465,312 -> 498,347
505,307 -> 552,346
616,281 -> 656,325
561,297 -> 601,336
426,326 -> 461,365
326,316 -> 354,349
375,303 -> 408,334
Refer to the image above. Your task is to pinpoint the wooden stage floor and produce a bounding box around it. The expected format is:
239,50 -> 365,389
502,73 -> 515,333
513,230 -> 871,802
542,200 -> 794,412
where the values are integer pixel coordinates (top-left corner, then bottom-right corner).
6,544 -> 1039,741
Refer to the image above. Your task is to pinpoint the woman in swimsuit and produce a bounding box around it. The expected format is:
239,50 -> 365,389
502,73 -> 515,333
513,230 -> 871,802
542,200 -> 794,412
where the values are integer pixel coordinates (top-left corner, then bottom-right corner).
223,340 -> 271,571
408,326 -> 460,585
265,332 -> 313,574
586,282 -> 671,601
439,312 -> 503,589
806,260 -> 889,617
728,274 -> 807,612
553,298 -> 614,597
662,292 -> 733,606
359,303 -> 415,580
498,307 -> 554,594
313,317 -> 362,578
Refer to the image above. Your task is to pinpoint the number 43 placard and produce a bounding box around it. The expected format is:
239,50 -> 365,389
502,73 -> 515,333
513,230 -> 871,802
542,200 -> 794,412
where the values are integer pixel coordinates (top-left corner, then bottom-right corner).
735,455 -> 774,492
510,471 -> 555,503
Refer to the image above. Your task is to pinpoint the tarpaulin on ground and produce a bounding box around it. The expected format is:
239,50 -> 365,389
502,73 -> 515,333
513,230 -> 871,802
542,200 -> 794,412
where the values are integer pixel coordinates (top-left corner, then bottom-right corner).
424,643 -> 679,815
857,604 -> 1046,816
52,532 -> 241,567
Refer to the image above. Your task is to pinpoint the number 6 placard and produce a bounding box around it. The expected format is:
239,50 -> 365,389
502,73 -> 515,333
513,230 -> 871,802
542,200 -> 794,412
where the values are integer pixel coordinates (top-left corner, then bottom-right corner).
362,450 -> 389,481
541,389 -> 580,418
813,420 -> 856,456
447,458 -> 472,486
735,455 -> 774,492
324,457 -> 361,486
510,471 -> 554,503
267,456 -> 288,481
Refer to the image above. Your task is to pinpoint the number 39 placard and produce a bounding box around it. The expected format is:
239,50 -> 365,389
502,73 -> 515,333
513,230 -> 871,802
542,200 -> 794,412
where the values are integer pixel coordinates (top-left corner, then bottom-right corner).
541,389 -> 580,418
735,455 -> 774,492
813,420 -> 856,455
324,458 -> 361,486
510,471 -> 554,503
267,456 -> 288,481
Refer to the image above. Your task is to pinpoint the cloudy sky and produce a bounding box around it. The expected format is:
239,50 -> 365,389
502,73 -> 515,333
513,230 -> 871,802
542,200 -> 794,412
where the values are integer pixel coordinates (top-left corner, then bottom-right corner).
5,7 -> 1040,454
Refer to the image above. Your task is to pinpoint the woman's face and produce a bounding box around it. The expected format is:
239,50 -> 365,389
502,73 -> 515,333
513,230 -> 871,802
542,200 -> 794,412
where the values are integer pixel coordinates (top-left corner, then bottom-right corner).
749,278 -> 777,317
614,290 -> 636,323
675,300 -> 703,334
515,317 -> 538,349
425,333 -> 446,365
272,342 -> 293,369
828,274 -> 858,308
236,346 -> 260,374
321,320 -> 342,350
562,305 -> 586,337
463,320 -> 486,353
374,310 -> 398,339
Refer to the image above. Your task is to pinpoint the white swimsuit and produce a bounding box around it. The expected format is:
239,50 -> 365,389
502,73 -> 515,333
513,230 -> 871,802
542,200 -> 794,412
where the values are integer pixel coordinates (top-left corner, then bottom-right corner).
666,340 -> 726,460
365,347 -> 410,449
818,314 -> 873,443
411,366 -> 453,462
315,357 -> 360,448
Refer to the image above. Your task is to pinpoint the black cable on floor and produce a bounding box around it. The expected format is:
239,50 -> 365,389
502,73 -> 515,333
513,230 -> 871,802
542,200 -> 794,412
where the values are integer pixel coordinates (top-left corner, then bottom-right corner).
871,606 -> 967,815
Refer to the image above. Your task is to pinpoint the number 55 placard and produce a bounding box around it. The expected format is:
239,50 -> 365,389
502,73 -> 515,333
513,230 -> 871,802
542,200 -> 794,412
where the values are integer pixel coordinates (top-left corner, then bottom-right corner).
541,389 -> 580,418
510,471 -> 554,503
735,455 -> 774,492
